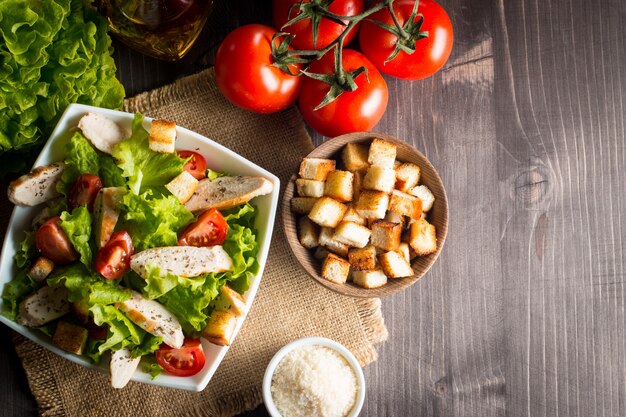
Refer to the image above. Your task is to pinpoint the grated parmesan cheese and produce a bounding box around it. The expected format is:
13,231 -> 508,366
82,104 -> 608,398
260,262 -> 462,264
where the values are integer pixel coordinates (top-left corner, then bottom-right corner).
271,345 -> 358,417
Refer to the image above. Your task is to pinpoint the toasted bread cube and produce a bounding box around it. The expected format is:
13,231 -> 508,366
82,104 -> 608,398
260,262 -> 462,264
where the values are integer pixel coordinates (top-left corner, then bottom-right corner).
296,179 -> 325,198
308,197 -> 347,228
149,120 -> 176,153
343,205 -> 366,225
352,269 -> 388,289
342,143 -> 370,172
319,227 -> 349,257
71,297 -> 90,324
379,250 -> 414,278
348,245 -> 377,271
321,254 -> 350,284
52,321 -> 88,355
298,217 -> 320,249
291,197 -> 319,214
333,221 -> 371,248
370,220 -> 402,251
398,242 -> 411,263
212,285 -> 246,317
314,246 -> 331,260
27,257 -> 54,283
409,219 -> 437,256
356,190 -> 389,219
203,310 -> 237,346
353,170 -> 366,201
389,190 -> 422,219
165,171 -> 199,204
299,158 -> 336,181
324,170 -> 353,202
409,185 -> 435,212
368,138 -> 396,168
384,210 -> 406,228
363,165 -> 396,193
395,163 -> 421,192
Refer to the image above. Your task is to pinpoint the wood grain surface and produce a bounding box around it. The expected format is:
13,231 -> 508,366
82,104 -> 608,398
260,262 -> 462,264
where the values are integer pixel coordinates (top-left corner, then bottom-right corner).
0,0 -> 624,416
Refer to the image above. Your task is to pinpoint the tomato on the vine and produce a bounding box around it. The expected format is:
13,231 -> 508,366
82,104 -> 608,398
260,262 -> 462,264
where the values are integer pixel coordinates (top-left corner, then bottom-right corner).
177,150 -> 207,180
298,49 -> 388,137
156,338 -> 206,377
215,24 -> 302,114
95,231 -> 134,280
272,0 -> 364,50
360,0 -> 453,80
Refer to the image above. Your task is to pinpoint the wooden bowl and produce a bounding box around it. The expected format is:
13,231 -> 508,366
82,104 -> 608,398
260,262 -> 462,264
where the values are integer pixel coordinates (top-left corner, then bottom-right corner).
282,132 -> 449,298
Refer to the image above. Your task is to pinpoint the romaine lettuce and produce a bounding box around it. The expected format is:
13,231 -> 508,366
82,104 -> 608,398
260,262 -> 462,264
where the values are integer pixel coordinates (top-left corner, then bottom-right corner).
59,206 -> 93,266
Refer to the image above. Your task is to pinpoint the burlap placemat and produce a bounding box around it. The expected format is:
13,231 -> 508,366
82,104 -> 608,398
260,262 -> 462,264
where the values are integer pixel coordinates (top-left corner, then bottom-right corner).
9,68 -> 387,417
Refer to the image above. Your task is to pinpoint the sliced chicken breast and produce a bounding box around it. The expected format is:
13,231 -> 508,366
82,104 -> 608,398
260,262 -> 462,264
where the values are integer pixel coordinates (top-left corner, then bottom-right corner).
110,347 -> 141,389
116,291 -> 184,349
184,176 -> 273,214
8,163 -> 65,206
130,246 -> 233,278
17,285 -> 70,327
93,187 -> 125,248
78,112 -> 129,154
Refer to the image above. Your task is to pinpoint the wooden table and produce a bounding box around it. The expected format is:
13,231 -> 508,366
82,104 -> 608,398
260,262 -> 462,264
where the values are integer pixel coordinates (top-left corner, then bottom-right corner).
1,0 -> 624,415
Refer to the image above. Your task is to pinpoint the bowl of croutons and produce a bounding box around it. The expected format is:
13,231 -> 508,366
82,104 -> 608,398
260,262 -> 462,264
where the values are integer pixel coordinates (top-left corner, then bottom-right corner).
283,133 -> 448,297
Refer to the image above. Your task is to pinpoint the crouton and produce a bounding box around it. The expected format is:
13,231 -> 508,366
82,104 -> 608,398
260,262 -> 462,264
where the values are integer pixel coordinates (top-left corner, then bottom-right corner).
149,119 -> 176,153
299,158 -> 336,181
212,285 -> 246,317
296,179 -> 325,198
52,321 -> 88,355
384,210 -> 406,228
319,227 -> 349,257
203,310 -> 237,346
370,220 -> 402,251
333,221 -> 371,248
27,257 -> 54,283
379,250 -> 414,278
343,205 -> 366,225
291,197 -> 319,214
348,245 -> 377,271
298,217 -> 320,249
409,185 -> 435,212
355,190 -> 389,219
389,190 -> 422,219
342,143 -> 370,171
395,163 -> 421,192
324,170 -> 353,202
353,170 -> 366,201
352,269 -> 388,289
165,171 -> 199,204
363,165 -> 396,193
398,242 -> 411,263
321,254 -> 350,284
314,246 -> 331,260
308,197 -> 347,228
72,297 -> 90,324
368,138 -> 396,168
409,218 -> 437,256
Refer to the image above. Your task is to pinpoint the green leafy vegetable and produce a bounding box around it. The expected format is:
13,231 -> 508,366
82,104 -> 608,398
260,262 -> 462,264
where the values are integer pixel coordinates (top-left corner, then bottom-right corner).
59,206 -> 93,266
56,132 -> 101,196
206,169 -> 226,179
220,203 -> 260,293
47,263 -> 99,303
99,153 -> 126,187
0,0 -> 124,175
14,230 -> 37,269
140,355 -> 164,379
1,270 -> 35,320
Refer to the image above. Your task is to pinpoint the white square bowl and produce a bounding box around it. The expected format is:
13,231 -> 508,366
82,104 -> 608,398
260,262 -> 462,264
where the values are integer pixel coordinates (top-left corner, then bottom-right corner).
0,103 -> 280,391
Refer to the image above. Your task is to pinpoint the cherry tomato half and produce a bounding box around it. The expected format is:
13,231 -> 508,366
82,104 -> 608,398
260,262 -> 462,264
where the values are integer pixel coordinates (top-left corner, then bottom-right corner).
35,216 -> 78,264
177,150 -> 207,180
360,0 -> 453,80
68,174 -> 103,212
215,24 -> 302,113
178,208 -> 228,247
272,0 -> 364,50
155,338 -> 206,377
95,231 -> 134,280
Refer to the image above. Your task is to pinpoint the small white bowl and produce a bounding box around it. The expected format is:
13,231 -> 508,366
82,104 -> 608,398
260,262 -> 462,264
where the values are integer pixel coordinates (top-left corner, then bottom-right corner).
262,337 -> 366,417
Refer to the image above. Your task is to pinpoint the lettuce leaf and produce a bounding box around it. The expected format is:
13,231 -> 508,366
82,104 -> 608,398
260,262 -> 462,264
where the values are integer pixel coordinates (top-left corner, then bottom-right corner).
47,263 -> 99,303
14,230 -> 37,269
99,153 -> 126,187
59,206 -> 93,266
1,270 -> 35,320
111,114 -> 185,194
56,132 -> 101,196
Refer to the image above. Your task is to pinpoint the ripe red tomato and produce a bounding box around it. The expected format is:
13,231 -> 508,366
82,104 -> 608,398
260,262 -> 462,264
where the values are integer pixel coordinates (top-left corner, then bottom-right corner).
177,150 -> 207,180
178,208 -> 228,247
95,231 -> 134,280
35,216 -> 78,264
68,174 -> 103,212
272,0 -> 364,50
359,0 -> 453,80
298,49 -> 388,137
155,338 -> 206,377
215,24 -> 302,114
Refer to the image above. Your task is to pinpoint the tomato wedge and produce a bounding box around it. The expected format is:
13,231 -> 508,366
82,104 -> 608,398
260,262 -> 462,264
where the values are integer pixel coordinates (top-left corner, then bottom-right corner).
95,231 -> 134,280
155,338 -> 206,377
68,173 -> 103,212
177,150 -> 207,180
35,216 -> 78,264
178,208 -> 228,247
